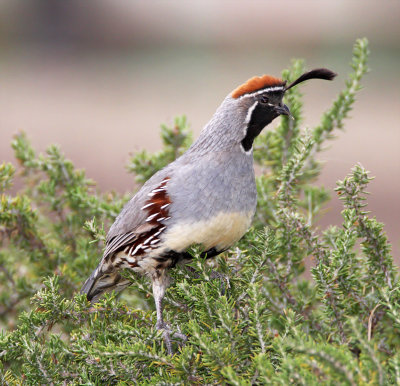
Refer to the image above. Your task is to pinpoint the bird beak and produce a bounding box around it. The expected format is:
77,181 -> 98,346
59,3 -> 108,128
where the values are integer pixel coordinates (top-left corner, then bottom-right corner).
274,104 -> 290,116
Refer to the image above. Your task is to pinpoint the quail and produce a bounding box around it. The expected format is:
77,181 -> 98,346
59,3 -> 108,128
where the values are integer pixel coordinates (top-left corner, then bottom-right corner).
81,68 -> 336,353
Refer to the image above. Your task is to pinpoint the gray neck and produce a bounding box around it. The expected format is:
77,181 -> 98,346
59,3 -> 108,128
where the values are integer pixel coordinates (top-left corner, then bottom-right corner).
186,97 -> 248,156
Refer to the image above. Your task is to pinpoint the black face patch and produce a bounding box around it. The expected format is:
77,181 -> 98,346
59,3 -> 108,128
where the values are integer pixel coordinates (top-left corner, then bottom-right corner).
241,102 -> 279,152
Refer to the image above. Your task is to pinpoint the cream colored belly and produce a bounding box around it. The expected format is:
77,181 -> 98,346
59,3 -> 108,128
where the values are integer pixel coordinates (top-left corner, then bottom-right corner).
162,211 -> 253,252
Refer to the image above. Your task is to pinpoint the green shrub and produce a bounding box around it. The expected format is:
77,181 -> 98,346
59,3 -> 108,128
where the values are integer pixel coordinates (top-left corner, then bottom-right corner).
1,38 -> 399,385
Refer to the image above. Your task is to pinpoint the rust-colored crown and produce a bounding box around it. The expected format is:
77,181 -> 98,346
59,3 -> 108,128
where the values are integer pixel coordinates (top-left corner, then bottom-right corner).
231,75 -> 285,98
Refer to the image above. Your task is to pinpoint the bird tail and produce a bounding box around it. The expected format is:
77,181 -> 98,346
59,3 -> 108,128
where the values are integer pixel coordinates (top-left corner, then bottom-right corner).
81,265 -> 131,303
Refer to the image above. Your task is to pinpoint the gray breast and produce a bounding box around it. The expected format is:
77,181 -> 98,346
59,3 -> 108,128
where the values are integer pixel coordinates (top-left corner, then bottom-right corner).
166,148 -> 257,224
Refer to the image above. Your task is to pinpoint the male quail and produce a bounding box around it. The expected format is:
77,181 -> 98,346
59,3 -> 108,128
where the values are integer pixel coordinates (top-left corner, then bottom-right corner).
81,68 -> 336,353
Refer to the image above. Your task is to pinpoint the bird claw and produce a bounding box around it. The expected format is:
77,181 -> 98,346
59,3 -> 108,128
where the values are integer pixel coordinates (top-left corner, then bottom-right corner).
156,322 -> 187,355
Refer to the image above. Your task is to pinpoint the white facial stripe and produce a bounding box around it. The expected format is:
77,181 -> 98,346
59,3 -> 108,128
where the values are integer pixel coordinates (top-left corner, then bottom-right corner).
239,85 -> 285,99
241,101 -> 259,155
242,101 -> 258,152
245,101 -> 258,125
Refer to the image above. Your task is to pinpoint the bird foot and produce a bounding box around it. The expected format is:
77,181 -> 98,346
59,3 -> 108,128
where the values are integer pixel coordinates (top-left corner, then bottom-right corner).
156,321 -> 187,355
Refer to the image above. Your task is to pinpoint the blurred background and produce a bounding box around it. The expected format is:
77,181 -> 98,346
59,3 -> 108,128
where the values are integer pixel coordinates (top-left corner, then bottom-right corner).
1,1 -> 399,256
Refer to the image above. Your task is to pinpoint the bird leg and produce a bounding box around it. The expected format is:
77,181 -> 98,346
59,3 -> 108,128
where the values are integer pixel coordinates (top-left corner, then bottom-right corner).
152,271 -> 186,355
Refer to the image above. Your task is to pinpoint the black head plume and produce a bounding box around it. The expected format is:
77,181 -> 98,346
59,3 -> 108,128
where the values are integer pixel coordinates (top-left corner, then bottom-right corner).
284,68 -> 337,91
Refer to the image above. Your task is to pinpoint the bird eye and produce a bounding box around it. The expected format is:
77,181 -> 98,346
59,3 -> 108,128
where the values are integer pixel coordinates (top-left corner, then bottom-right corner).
260,95 -> 269,104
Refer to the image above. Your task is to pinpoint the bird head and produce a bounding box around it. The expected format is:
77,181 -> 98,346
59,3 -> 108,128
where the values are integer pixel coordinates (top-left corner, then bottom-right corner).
230,68 -> 337,152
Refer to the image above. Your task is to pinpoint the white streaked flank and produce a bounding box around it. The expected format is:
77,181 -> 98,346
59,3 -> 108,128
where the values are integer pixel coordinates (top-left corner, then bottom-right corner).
141,202 -> 155,210
146,213 -> 158,222
130,244 -> 142,256
143,235 -> 154,245
152,188 -> 166,193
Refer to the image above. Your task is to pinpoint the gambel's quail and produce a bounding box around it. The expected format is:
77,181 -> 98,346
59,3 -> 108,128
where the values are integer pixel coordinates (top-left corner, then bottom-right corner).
81,68 -> 336,353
